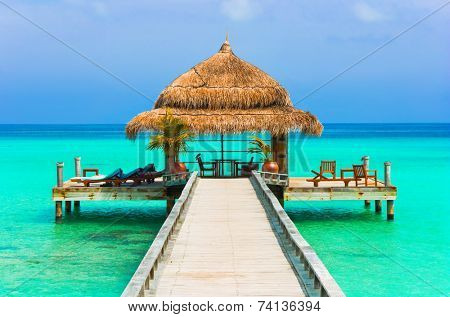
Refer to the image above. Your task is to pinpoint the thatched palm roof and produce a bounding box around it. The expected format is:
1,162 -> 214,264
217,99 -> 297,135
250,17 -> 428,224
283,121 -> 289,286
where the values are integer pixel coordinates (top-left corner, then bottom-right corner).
126,38 -> 322,138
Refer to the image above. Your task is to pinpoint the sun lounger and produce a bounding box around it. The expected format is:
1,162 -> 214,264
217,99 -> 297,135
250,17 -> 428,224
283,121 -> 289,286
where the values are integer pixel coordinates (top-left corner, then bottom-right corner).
120,164 -> 163,185
80,168 -> 123,187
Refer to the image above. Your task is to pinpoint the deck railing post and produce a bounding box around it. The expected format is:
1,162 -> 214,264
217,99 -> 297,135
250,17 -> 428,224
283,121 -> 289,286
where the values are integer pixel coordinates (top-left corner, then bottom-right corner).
384,161 -> 391,187
74,157 -> 81,177
362,156 -> 370,169
56,162 -> 64,188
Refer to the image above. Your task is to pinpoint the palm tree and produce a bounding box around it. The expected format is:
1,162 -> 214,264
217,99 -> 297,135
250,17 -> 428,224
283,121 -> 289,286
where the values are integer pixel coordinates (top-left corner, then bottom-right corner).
148,110 -> 193,172
248,136 -> 272,162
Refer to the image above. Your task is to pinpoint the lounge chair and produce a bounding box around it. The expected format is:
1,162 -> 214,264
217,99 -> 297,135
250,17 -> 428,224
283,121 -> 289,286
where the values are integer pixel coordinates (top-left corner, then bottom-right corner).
117,167 -> 143,185
120,164 -> 163,185
352,164 -> 377,187
239,157 -> 259,176
310,160 -> 337,180
307,160 -> 354,187
196,154 -> 217,177
81,168 -> 123,187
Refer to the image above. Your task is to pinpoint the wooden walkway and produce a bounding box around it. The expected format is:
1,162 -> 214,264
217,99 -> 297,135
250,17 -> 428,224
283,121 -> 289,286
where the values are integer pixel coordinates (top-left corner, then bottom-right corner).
149,178 -> 305,296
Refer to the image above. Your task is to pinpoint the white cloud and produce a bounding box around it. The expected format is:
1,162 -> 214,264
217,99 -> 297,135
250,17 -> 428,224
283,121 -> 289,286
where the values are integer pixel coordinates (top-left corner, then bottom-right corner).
353,2 -> 385,22
220,0 -> 262,21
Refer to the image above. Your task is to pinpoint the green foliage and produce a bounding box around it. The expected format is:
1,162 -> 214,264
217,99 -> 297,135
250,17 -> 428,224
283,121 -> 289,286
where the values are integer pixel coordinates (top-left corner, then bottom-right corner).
147,110 -> 193,161
248,136 -> 272,162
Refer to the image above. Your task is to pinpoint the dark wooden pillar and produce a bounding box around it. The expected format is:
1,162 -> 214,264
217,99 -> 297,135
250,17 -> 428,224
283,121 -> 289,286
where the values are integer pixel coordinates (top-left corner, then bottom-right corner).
166,198 -> 175,216
271,133 -> 288,174
375,200 -> 382,213
269,185 -> 285,208
387,200 -> 394,220
65,201 -> 72,213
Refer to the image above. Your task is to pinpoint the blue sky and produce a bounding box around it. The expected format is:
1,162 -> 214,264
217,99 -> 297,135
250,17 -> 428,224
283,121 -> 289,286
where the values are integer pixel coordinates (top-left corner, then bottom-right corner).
0,0 -> 449,123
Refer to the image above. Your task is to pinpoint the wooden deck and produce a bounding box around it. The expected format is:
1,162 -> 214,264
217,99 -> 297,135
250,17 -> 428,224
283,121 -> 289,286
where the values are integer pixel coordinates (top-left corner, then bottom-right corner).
149,178 -> 304,296
52,179 -> 166,201
285,177 -> 397,201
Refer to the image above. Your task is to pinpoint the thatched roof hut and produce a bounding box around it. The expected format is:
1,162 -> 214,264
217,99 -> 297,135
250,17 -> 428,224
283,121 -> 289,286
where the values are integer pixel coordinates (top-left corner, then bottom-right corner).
126,38 -> 322,138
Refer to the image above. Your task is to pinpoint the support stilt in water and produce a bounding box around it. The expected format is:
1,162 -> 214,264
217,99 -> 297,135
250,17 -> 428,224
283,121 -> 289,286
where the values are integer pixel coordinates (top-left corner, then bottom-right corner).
56,162 -> 64,222
166,198 -> 175,216
269,185 -> 284,207
387,200 -> 394,220
362,156 -> 371,208
74,201 -> 80,211
55,201 -> 63,220
375,200 -> 382,213
384,162 -> 394,220
65,201 -> 72,213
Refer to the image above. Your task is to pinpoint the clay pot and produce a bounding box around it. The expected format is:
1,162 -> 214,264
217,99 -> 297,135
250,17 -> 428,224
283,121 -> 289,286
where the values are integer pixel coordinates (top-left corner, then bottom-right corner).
172,162 -> 187,173
262,161 -> 279,173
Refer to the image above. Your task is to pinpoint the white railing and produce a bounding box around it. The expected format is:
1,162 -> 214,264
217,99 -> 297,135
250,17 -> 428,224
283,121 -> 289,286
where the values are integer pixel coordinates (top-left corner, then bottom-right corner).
259,171 -> 289,186
121,171 -> 198,297
250,171 -> 345,297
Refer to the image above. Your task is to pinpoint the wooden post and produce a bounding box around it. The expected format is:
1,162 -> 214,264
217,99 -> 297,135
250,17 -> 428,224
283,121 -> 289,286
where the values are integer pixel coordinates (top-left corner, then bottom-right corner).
375,200 -> 382,213
65,201 -> 72,213
271,133 -> 288,174
55,201 -> 63,220
56,162 -> 64,220
74,157 -> 81,209
385,160 -> 394,220
387,200 -> 394,220
56,162 -> 64,188
362,156 -> 370,170
362,156 -> 370,206
74,157 -> 81,177
384,161 -> 391,187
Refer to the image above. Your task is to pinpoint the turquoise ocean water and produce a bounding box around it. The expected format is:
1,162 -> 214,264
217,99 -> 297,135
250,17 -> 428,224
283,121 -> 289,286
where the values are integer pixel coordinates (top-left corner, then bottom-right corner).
0,124 -> 448,296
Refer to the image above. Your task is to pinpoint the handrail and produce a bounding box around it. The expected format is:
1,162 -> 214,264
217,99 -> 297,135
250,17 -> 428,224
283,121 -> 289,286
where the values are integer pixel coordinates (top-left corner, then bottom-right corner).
250,171 -> 345,297
121,171 -> 198,297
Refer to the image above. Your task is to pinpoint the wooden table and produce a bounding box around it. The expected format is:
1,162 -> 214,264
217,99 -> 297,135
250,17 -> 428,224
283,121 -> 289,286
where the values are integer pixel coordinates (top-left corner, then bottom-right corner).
214,159 -> 238,177
340,168 -> 353,179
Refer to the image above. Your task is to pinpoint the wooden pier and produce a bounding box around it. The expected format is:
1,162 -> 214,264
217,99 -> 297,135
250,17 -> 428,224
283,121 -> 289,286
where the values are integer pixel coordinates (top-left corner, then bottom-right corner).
121,172 -> 344,297
51,157 -> 396,296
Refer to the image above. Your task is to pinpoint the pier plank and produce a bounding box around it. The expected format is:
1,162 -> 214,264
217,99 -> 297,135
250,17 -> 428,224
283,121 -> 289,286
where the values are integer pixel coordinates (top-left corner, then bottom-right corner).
150,178 -> 305,297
